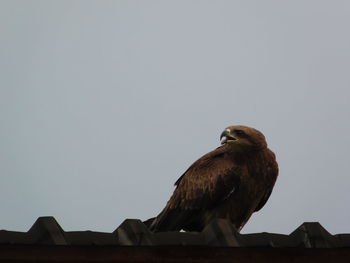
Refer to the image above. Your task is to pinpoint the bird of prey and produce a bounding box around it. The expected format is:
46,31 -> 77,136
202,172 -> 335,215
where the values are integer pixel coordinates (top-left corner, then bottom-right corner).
149,125 -> 278,232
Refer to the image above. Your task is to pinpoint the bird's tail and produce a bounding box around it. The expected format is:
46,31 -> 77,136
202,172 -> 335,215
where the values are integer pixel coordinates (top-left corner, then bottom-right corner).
143,217 -> 156,228
148,207 -> 200,232
148,207 -> 179,232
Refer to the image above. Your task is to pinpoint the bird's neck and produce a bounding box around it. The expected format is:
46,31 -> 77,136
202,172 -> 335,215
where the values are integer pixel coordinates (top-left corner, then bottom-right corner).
228,148 -> 264,164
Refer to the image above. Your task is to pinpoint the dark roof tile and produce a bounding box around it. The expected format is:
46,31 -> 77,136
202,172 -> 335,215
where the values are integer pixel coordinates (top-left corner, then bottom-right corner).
201,219 -> 239,247
65,231 -> 117,245
290,222 -> 337,248
28,217 -> 67,245
1,217 -> 349,248
114,219 -> 154,245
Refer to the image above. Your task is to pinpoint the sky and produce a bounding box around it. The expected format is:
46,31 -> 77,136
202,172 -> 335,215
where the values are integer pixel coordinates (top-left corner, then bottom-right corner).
1,0 -> 350,234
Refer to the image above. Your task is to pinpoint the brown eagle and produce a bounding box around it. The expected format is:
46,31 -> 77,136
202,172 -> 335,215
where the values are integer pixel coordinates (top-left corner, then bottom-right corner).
149,125 -> 278,232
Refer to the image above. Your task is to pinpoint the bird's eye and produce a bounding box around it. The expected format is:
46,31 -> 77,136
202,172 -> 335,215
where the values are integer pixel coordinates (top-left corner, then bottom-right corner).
234,129 -> 245,136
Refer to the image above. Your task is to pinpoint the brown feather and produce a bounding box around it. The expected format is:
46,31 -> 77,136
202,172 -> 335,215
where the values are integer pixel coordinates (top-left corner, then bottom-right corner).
149,125 -> 278,232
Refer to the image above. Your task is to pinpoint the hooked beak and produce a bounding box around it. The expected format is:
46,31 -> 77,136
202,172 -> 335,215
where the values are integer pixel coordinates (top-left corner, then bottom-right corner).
220,129 -> 238,145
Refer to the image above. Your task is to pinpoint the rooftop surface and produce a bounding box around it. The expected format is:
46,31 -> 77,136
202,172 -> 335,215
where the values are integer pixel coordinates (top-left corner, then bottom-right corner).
1,217 -> 350,262
1,216 -> 349,247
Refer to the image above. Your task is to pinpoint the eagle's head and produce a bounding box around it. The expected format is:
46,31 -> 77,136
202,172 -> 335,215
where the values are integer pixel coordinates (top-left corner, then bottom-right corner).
220,125 -> 268,151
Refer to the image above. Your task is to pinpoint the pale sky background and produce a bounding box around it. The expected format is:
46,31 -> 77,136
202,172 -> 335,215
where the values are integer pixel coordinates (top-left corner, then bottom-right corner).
1,0 -> 350,234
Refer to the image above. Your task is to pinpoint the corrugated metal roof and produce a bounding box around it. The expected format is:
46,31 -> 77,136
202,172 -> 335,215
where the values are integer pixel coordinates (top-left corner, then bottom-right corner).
1,217 -> 349,248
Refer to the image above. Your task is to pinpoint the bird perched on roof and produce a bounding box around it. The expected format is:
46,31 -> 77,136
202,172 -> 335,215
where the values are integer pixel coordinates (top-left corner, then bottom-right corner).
148,125 -> 278,232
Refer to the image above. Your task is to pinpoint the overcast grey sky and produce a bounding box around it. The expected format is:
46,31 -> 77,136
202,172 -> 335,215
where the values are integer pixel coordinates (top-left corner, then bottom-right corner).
1,0 -> 350,234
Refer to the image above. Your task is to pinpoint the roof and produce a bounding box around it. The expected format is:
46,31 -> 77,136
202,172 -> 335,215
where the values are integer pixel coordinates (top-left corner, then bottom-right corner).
1,216 -> 349,247
1,217 -> 350,262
